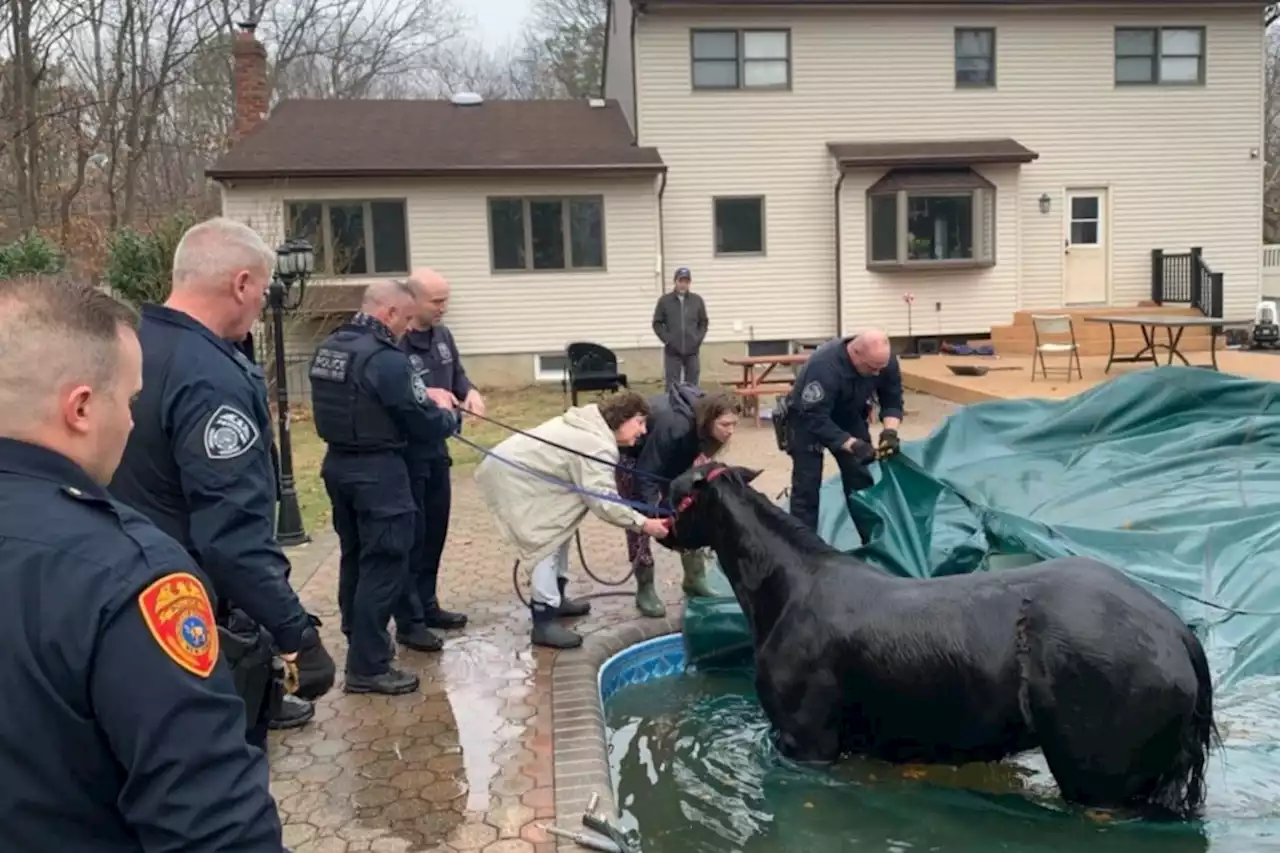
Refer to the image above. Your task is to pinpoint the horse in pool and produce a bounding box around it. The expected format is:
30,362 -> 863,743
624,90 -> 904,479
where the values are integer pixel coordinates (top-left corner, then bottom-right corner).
659,463 -> 1217,820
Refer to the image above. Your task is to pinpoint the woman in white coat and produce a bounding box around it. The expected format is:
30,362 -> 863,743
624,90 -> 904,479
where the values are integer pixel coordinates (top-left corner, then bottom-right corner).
476,390 -> 670,649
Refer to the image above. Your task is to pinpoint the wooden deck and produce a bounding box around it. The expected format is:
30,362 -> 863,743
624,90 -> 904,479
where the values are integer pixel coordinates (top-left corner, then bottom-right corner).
899,350 -> 1280,405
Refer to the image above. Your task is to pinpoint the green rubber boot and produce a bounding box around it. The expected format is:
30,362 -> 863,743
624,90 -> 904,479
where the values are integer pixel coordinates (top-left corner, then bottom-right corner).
633,562 -> 666,618
681,551 -> 718,599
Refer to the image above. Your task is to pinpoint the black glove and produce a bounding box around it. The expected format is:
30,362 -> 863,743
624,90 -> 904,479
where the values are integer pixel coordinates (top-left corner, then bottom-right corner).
878,429 -> 901,459
292,615 -> 336,701
846,438 -> 877,464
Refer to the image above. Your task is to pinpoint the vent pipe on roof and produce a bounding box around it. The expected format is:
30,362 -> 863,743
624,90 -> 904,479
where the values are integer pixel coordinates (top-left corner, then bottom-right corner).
588,98 -> 606,108
451,92 -> 483,107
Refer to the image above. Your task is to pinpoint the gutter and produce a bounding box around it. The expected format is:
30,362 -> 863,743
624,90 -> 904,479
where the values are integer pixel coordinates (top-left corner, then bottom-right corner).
833,171 -> 846,337
657,170 -> 669,292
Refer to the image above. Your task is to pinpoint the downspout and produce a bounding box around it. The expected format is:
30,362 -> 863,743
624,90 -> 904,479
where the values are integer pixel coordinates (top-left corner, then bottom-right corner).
833,171 -> 846,337
657,169 -> 669,292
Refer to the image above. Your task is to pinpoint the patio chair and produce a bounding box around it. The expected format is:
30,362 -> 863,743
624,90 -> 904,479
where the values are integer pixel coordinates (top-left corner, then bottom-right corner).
563,342 -> 628,407
1030,314 -> 1083,381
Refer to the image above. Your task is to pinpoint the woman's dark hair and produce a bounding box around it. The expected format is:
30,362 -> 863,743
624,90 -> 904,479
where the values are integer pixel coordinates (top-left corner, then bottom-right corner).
598,389 -> 651,431
694,392 -> 741,456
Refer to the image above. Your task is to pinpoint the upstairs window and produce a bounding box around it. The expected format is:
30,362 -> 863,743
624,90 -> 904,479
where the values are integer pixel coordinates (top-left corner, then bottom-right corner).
1115,27 -> 1205,85
691,29 -> 791,90
955,28 -> 996,87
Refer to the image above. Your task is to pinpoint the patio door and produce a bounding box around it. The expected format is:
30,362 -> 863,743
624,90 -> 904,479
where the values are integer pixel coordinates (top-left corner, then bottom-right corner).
1063,188 -> 1109,305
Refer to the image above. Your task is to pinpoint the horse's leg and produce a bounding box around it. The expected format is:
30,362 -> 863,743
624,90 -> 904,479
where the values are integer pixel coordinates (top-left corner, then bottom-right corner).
758,666 -> 841,765
1020,603 -> 1194,816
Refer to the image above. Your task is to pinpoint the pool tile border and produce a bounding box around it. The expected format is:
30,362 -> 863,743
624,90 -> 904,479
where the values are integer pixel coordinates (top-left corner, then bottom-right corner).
550,608 -> 685,852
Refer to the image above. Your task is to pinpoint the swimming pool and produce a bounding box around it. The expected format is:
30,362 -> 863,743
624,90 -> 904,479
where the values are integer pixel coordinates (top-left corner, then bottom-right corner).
599,634 -> 1280,853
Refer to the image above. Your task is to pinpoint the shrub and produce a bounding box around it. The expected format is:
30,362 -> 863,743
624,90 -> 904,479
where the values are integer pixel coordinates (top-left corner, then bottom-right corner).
104,211 -> 200,306
0,231 -> 66,277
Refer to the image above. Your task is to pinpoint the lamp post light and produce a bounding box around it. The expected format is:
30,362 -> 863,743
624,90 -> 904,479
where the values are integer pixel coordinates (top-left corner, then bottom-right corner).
269,237 -> 314,547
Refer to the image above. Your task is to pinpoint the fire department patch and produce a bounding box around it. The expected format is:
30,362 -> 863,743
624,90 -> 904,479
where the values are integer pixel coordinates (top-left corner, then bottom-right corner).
137,572 -> 219,678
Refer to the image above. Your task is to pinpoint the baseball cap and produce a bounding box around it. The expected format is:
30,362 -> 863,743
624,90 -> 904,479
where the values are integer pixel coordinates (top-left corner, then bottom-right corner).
674,267 -> 692,280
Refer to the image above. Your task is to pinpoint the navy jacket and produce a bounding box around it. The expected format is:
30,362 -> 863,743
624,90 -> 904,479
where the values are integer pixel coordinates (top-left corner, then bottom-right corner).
788,337 -> 905,452
629,383 -> 705,508
402,324 -> 471,470
0,438 -> 283,853
108,305 -> 310,652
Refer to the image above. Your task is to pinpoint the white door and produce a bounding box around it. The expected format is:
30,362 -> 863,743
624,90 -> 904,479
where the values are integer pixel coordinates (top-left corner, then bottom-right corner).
1063,189 -> 1109,305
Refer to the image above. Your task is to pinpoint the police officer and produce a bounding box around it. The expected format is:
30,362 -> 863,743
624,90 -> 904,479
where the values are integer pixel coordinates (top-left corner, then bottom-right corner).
391,267 -> 478,651
0,275 -> 286,852
110,218 -> 335,750
309,279 -> 457,695
783,329 -> 904,537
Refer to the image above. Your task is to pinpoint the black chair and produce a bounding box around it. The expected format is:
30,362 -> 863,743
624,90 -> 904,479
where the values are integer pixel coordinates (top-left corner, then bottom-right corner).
563,342 -> 628,407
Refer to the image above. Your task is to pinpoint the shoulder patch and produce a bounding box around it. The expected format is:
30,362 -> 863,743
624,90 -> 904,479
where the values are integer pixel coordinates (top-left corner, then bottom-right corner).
203,404 -> 260,460
801,381 -> 826,405
408,353 -> 424,371
411,372 -> 429,404
137,572 -> 219,678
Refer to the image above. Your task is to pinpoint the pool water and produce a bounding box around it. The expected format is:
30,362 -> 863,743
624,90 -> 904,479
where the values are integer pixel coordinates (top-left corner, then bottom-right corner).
605,664 -> 1280,853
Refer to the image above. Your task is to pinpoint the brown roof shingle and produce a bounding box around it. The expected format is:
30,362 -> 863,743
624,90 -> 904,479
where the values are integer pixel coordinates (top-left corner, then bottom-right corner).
206,99 -> 664,181
827,138 -> 1039,168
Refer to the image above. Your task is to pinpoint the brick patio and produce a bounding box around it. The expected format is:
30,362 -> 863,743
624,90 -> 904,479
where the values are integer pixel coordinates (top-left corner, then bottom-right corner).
272,392 -> 957,852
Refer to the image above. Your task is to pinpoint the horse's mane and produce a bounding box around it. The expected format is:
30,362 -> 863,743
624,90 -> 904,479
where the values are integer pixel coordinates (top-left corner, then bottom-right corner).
712,470 -> 840,561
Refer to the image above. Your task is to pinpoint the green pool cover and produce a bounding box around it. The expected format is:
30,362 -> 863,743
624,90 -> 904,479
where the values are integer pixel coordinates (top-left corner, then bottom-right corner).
683,365 -> 1280,691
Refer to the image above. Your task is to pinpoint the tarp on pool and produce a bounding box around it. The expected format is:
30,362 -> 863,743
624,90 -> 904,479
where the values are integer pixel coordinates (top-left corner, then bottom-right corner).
683,366 -> 1280,690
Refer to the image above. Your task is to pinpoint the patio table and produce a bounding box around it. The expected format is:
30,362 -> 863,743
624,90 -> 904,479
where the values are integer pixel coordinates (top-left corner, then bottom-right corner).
1083,314 -> 1254,373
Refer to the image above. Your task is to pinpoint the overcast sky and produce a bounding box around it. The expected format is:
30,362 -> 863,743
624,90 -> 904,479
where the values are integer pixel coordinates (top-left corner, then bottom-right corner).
471,0 -> 535,47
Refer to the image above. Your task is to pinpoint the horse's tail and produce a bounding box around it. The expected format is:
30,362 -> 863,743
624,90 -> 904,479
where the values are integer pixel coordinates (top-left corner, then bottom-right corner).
1149,627 -> 1219,818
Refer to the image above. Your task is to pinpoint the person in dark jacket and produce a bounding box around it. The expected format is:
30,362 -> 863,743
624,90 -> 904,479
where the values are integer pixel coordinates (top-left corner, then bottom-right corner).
0,275 -> 286,853
616,383 -> 739,616
109,218 -> 335,749
652,267 -> 709,390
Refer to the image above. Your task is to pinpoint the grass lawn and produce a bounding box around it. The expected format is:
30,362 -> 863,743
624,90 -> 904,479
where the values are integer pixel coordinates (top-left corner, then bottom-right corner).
287,380 -> 678,535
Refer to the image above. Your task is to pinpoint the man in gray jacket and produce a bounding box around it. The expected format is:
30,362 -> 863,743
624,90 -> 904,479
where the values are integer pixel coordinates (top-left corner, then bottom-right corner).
652,267 -> 709,389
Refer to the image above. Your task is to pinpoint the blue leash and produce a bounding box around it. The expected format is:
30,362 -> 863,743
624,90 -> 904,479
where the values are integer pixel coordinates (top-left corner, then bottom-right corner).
449,431 -> 674,518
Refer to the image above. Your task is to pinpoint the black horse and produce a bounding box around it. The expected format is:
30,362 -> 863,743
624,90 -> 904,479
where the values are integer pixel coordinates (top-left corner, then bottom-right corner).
659,463 -> 1217,820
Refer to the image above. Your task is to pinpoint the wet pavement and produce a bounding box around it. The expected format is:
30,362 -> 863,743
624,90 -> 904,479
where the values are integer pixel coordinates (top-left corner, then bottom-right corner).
274,392 -> 957,852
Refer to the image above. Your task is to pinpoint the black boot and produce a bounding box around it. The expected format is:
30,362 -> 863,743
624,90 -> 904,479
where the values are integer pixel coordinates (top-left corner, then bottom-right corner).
396,624 -> 444,652
531,601 -> 582,649
422,605 -> 468,631
343,667 -> 420,695
267,693 -> 315,730
555,577 -> 591,618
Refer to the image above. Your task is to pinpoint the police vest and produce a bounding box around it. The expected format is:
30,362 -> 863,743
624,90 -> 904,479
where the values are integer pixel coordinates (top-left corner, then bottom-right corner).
308,329 -> 403,451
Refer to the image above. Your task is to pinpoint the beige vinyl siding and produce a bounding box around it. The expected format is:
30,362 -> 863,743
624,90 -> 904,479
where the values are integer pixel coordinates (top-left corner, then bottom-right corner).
220,176 -> 662,354
635,6 -> 1263,337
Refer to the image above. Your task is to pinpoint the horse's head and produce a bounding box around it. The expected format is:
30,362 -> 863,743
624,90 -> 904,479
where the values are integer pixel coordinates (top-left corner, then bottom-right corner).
658,461 -> 762,551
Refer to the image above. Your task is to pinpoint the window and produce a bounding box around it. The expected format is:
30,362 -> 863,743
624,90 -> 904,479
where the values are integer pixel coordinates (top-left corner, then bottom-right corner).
955,28 -> 995,87
865,170 -> 996,270
534,353 -> 570,383
284,200 -> 409,276
714,196 -> 766,255
488,197 -> 605,272
746,339 -> 794,358
691,29 -> 790,90
1115,27 -> 1205,85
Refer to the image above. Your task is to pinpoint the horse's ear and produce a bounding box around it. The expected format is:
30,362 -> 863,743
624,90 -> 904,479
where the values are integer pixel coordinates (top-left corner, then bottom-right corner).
734,466 -> 762,484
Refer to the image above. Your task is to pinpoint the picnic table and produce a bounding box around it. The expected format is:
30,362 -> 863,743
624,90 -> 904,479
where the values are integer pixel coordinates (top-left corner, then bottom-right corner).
1083,314 -> 1254,373
723,353 -> 810,422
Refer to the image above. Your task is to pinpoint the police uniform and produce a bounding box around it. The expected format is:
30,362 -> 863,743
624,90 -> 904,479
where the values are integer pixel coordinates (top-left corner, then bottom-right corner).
783,336 -> 905,535
109,305 -> 333,747
0,438 -> 285,853
309,313 -> 456,694
393,324 -> 471,641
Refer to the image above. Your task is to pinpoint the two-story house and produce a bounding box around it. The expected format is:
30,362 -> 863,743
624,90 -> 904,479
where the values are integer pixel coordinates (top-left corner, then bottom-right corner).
604,0 -> 1265,355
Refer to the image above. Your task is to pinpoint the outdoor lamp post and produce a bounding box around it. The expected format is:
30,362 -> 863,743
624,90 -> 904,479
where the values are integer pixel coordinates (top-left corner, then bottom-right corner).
269,237 -> 314,546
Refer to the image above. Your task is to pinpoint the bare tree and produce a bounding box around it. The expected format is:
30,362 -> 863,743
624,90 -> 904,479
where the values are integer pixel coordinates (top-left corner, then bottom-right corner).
518,0 -> 607,98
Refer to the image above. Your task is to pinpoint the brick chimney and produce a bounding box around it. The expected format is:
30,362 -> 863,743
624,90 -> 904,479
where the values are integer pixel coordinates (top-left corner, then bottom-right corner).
232,21 -> 269,142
